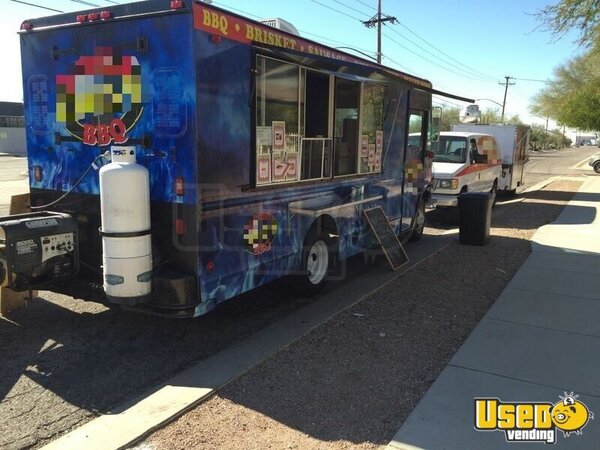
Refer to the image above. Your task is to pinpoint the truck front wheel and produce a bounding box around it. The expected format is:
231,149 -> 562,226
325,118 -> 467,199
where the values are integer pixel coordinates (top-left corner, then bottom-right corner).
594,161 -> 600,173
410,199 -> 426,241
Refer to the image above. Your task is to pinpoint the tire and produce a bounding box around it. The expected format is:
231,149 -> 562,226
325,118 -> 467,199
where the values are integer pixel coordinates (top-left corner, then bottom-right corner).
291,232 -> 335,296
594,161 -> 600,174
410,199 -> 426,241
490,181 -> 498,207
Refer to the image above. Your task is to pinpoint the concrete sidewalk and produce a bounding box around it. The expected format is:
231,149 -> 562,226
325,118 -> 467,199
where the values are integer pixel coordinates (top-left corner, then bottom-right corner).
388,176 -> 600,449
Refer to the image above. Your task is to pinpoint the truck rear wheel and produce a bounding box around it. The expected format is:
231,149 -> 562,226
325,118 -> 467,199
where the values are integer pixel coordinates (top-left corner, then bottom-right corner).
291,232 -> 336,296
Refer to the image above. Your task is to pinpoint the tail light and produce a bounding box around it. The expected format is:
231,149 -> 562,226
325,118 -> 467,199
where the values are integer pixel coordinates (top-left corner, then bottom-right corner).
171,0 -> 184,9
33,166 -> 43,182
100,10 -> 112,20
175,177 -> 184,196
175,219 -> 185,236
76,15 -> 87,23
20,21 -> 33,31
87,12 -> 100,21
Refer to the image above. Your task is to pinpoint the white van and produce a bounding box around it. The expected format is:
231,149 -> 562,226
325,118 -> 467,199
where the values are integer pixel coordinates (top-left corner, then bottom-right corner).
452,124 -> 529,194
430,132 -> 502,208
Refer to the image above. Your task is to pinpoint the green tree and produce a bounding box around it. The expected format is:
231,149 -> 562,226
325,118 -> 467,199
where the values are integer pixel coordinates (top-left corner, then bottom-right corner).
439,106 -> 461,130
536,0 -> 600,47
529,124 -> 571,150
532,50 -> 600,130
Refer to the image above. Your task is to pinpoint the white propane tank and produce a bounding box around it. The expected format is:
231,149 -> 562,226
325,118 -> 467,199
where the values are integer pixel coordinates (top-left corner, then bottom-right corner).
99,146 -> 152,305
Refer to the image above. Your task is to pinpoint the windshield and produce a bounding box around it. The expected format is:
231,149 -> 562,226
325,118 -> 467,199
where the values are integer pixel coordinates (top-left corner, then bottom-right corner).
432,136 -> 468,163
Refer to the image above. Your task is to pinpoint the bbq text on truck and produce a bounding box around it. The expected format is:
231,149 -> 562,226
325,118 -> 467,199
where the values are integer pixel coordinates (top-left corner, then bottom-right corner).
0,0 -> 470,318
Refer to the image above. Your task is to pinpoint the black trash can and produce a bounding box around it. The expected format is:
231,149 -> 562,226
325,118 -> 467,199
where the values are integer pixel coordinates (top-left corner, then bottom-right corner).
458,192 -> 493,245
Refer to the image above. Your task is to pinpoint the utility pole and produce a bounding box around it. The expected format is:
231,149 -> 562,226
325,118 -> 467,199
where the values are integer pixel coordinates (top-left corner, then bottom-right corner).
499,76 -> 515,123
362,0 -> 396,64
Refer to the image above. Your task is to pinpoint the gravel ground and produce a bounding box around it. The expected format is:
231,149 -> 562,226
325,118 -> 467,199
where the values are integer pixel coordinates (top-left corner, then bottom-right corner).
142,180 -> 582,450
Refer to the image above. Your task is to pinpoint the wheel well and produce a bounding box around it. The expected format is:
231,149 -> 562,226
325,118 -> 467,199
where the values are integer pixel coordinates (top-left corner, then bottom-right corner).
307,214 -> 339,243
460,185 -> 468,193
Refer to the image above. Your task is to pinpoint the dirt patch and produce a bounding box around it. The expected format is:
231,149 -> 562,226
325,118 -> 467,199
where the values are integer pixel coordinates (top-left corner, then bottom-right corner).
141,180 -> 581,449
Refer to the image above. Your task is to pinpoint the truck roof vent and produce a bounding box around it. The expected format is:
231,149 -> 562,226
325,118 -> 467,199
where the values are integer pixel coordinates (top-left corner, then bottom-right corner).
261,18 -> 300,36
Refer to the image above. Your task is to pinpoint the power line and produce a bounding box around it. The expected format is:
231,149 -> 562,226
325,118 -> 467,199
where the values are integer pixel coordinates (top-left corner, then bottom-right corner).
383,24 -> 495,83
310,0 -> 363,21
381,54 -> 418,74
353,0 -> 377,11
382,31 -> 498,83
513,77 -> 548,83
212,0 -> 376,57
357,0 -> 498,82
211,0 -> 263,19
362,0 -> 396,64
10,0 -> 63,12
68,0 -> 101,7
393,21 -> 498,82
432,97 -> 465,108
330,0 -> 371,17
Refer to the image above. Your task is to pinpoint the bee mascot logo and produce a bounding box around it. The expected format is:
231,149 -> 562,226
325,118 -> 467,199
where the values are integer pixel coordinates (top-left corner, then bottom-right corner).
56,47 -> 146,146
475,392 -> 594,444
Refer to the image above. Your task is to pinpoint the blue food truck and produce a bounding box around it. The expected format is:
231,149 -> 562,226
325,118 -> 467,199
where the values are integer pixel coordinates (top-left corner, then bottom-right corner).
11,0 -> 464,317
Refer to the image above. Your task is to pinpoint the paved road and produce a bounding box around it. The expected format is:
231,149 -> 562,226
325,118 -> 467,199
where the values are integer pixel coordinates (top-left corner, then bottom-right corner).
525,145 -> 598,187
0,156 -> 27,182
0,147 -> 594,449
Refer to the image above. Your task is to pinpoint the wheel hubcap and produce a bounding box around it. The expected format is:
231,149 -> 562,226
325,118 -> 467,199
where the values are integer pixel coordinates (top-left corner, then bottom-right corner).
415,205 -> 425,231
306,240 -> 329,285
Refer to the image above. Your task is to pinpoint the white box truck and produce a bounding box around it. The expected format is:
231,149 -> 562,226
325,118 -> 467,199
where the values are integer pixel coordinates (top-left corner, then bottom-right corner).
452,124 -> 529,194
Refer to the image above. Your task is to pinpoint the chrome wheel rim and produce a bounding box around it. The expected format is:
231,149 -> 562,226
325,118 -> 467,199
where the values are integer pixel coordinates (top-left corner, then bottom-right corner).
307,240 -> 329,285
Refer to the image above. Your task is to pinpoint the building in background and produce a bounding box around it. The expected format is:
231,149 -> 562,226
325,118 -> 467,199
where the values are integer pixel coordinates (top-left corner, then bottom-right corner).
0,101 -> 26,156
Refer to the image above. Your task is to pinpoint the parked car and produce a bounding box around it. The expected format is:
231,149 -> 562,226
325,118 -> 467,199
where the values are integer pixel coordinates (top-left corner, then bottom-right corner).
589,153 -> 600,173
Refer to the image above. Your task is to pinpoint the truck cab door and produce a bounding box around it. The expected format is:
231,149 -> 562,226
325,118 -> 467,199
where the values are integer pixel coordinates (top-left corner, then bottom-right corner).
401,108 -> 427,230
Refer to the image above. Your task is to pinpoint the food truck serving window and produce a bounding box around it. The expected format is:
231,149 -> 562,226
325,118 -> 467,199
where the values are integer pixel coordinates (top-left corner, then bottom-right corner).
254,55 -> 386,187
255,56 -> 301,185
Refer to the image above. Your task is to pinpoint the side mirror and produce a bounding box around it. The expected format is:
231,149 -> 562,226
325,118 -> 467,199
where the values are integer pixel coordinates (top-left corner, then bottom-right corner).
431,106 -> 441,142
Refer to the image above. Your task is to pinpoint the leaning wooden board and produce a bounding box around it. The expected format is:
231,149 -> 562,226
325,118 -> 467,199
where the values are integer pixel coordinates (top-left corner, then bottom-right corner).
363,206 -> 409,271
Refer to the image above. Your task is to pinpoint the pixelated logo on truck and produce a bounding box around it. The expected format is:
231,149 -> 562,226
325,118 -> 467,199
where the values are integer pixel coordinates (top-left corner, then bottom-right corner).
56,47 -> 146,146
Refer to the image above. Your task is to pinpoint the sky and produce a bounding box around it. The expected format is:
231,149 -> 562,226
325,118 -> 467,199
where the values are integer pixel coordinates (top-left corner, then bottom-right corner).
1,0 -> 583,129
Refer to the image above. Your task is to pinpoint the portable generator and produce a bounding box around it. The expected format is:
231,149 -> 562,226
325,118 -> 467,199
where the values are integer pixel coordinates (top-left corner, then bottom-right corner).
0,212 -> 79,291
